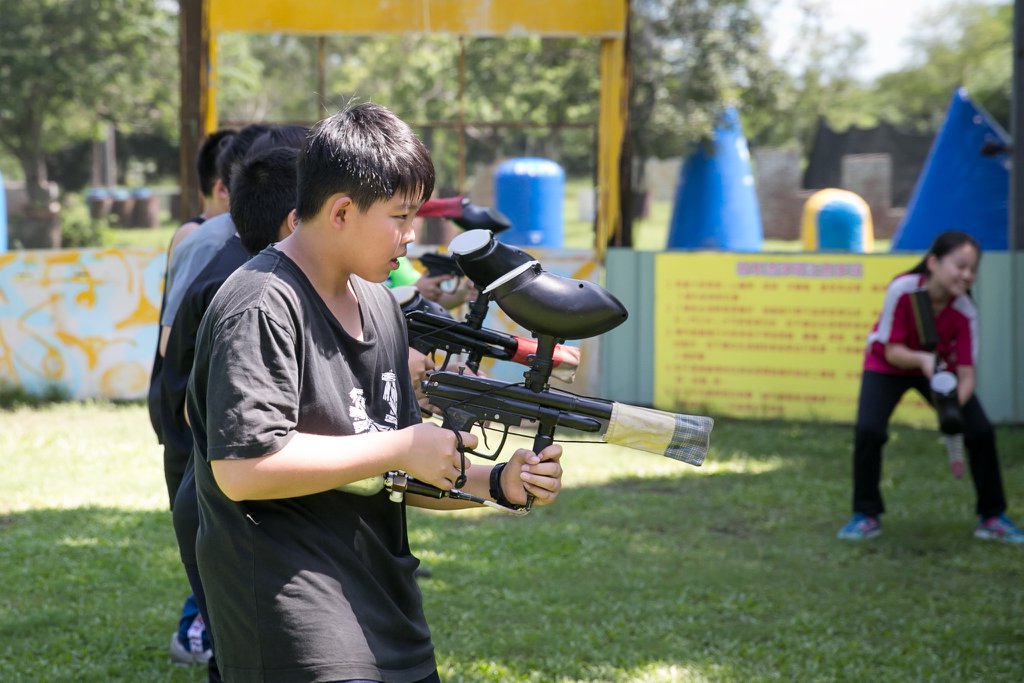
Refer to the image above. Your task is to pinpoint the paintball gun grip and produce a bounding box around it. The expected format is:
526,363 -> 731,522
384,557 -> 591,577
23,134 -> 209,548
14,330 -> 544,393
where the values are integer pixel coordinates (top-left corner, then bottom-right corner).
441,405 -> 477,433
523,410 -> 559,512
530,431 -> 554,510
532,431 -> 554,455
440,405 -> 477,488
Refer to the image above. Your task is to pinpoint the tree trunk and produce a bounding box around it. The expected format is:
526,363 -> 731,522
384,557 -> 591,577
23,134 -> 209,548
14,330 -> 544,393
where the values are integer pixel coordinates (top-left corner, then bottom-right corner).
10,121 -> 62,249
22,121 -> 50,207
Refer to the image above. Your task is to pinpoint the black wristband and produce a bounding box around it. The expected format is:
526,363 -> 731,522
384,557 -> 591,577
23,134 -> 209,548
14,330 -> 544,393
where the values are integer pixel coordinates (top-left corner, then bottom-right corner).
489,463 -> 526,510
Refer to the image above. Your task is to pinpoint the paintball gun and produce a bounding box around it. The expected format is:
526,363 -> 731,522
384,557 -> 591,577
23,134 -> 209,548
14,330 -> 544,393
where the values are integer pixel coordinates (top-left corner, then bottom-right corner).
388,230 -> 714,511
414,196 -> 512,292
909,288 -> 965,478
418,252 -> 462,279
416,195 -> 512,234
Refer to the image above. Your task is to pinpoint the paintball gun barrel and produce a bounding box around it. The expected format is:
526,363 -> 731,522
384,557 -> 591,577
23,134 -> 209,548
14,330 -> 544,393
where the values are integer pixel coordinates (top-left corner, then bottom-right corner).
423,370 -> 712,467
416,196 -> 512,233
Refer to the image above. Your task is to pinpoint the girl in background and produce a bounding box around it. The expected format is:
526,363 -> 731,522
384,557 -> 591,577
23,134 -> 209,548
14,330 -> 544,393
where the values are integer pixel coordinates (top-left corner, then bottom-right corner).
837,231 -> 1021,543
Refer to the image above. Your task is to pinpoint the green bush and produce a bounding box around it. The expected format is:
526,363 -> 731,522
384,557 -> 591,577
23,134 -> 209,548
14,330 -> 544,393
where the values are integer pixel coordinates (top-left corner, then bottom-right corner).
60,192 -> 112,248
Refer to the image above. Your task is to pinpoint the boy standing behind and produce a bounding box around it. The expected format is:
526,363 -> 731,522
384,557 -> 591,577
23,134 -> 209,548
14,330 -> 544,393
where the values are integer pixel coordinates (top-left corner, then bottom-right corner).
165,144 -> 302,682
186,103 -> 564,682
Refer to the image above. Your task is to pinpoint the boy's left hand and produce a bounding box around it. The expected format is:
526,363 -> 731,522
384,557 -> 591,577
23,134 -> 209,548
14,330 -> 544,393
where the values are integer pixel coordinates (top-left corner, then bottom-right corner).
501,444 -> 563,507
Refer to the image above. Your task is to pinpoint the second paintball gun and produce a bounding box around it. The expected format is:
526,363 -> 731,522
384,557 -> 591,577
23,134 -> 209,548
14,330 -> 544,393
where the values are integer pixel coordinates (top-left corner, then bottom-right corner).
391,285 -> 580,381
415,196 -> 512,291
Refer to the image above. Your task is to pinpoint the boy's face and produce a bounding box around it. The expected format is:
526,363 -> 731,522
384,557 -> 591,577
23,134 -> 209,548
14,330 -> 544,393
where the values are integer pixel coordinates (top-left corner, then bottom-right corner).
341,194 -> 419,283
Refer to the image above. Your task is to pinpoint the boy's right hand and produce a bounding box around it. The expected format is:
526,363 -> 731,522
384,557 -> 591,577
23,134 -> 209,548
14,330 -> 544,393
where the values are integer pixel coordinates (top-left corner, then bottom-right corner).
400,422 -> 478,490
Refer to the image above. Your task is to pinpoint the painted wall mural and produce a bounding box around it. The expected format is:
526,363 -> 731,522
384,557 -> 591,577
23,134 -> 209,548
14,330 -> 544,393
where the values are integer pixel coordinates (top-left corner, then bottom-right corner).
0,245 -> 602,402
0,248 -> 165,399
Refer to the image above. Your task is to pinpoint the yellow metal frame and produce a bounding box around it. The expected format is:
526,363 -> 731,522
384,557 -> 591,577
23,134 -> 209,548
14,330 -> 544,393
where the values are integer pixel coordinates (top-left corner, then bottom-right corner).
202,0 -> 628,254
208,0 -> 626,36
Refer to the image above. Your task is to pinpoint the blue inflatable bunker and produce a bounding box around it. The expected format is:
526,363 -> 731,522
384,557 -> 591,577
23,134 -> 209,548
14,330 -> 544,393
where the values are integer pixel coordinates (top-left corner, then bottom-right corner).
891,88 -> 1011,251
667,108 -> 763,251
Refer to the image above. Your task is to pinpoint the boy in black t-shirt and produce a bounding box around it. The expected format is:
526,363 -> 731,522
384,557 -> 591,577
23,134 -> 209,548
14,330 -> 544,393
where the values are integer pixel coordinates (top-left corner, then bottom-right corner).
186,103 -> 564,682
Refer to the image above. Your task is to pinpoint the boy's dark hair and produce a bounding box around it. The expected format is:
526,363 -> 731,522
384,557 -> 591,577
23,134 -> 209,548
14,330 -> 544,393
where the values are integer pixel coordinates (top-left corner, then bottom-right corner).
295,103 -> 435,221
216,123 -> 271,197
231,147 -> 299,256
196,129 -> 236,197
246,125 -> 309,160
907,230 -> 982,276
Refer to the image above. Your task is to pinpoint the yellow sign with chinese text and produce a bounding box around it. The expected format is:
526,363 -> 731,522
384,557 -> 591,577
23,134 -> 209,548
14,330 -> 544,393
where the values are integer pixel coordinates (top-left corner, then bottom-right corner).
654,252 -> 935,425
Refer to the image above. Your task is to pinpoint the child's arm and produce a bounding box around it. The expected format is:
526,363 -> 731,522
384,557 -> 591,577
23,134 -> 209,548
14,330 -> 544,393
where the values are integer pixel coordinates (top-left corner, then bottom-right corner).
955,365 -> 976,405
211,422 -> 477,501
884,342 -> 937,378
408,443 -> 564,511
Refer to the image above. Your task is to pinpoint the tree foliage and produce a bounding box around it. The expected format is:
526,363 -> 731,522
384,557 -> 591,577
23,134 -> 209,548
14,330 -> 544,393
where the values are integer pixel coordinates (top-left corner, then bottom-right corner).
0,0 -> 1013,219
871,1 -> 1013,131
628,0 -> 787,187
754,0 -> 1012,150
217,32 -> 601,188
0,0 -> 176,205
746,1 -> 872,151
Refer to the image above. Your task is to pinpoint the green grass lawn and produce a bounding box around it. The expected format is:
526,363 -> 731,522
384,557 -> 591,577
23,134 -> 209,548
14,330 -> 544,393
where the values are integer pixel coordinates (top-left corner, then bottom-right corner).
1,401 -> 1021,681
105,223 -> 177,251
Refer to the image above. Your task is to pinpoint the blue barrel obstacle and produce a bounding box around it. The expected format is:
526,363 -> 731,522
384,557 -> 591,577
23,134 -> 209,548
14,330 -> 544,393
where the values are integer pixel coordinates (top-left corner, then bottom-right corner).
494,157 -> 565,248
667,108 -> 763,251
891,88 -> 1011,251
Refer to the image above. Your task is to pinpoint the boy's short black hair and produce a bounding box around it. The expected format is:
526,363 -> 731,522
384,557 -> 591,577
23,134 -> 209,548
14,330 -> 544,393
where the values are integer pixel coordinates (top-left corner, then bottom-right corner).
197,129 -> 236,197
246,125 -> 309,160
217,123 -> 271,196
295,103 -> 435,221
230,147 -> 299,256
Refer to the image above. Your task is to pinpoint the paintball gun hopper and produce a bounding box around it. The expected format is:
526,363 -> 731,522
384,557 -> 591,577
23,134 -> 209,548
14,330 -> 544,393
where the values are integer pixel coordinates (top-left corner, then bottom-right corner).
449,230 -> 628,340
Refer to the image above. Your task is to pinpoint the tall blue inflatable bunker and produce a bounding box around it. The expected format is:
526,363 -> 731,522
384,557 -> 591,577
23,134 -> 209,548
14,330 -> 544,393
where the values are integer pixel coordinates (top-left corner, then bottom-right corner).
666,108 -> 763,251
891,89 -> 1011,251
